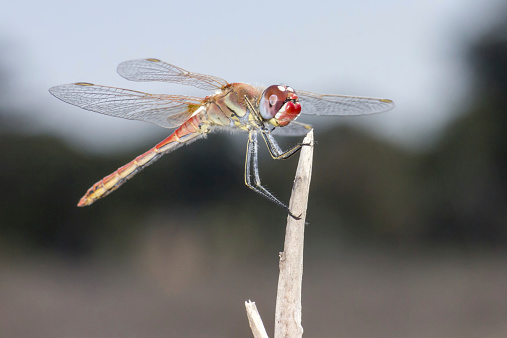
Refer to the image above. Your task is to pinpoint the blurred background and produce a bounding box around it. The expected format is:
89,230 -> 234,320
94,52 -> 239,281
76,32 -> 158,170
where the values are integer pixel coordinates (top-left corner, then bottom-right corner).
1,0 -> 506,336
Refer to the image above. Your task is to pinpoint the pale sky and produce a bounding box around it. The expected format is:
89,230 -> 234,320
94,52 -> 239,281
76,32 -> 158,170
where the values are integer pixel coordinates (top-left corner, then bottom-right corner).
0,0 -> 503,152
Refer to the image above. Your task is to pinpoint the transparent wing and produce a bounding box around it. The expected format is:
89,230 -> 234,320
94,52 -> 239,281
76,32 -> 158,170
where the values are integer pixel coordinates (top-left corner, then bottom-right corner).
270,121 -> 313,137
297,90 -> 394,116
117,58 -> 229,91
49,82 -> 203,128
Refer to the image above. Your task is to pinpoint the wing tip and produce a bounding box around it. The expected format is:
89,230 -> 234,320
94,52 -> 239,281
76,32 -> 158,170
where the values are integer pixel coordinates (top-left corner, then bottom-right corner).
382,98 -> 395,112
373,98 -> 395,113
49,82 -> 93,93
117,58 -> 161,80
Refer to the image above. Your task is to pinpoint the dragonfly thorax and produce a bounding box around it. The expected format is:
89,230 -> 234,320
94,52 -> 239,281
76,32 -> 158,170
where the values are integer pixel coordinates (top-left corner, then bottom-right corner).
259,85 -> 302,127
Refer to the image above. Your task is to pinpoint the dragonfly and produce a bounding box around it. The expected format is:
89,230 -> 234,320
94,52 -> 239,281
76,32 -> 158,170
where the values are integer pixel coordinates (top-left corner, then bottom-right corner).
49,58 -> 394,218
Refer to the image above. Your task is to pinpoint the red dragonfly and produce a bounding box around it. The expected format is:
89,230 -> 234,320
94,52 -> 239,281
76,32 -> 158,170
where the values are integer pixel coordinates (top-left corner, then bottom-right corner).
50,58 -> 394,218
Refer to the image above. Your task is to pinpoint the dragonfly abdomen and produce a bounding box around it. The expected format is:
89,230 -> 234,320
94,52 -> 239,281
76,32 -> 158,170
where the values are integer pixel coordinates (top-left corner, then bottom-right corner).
77,115 -> 210,206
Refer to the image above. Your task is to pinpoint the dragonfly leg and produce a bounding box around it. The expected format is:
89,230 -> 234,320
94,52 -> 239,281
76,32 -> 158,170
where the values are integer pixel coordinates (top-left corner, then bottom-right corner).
245,130 -> 301,219
260,131 -> 310,160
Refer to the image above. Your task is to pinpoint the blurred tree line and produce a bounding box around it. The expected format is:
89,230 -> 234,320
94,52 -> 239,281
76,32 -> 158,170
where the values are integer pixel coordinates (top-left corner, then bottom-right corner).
0,24 -> 505,257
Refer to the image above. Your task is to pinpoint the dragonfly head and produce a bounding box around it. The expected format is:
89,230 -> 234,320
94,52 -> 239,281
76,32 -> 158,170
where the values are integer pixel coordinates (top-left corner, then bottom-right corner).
259,85 -> 301,127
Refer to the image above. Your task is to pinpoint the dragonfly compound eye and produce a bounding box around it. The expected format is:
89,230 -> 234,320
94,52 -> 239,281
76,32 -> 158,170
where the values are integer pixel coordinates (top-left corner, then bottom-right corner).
259,85 -> 288,120
259,85 -> 302,127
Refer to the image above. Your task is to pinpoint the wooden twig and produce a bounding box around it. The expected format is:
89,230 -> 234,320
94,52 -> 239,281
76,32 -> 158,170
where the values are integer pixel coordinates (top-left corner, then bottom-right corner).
245,129 -> 314,338
274,129 -> 313,338
245,300 -> 269,338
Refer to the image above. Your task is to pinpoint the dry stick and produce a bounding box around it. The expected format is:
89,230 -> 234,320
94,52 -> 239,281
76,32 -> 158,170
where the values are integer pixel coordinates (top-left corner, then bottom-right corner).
274,129 -> 314,338
245,300 -> 269,338
245,130 -> 314,338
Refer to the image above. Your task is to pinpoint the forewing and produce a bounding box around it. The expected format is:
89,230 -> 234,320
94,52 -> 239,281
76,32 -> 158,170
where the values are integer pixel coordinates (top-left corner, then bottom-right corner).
297,90 -> 394,116
49,82 -> 203,128
117,58 -> 229,91
270,121 -> 313,137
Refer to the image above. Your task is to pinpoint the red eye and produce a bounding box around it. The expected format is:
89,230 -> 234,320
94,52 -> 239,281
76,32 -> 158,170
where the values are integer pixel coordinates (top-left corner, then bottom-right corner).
259,85 -> 288,119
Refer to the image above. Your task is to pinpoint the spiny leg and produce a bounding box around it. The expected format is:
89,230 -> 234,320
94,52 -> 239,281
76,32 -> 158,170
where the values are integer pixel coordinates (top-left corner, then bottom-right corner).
245,130 -> 301,219
260,131 -> 308,160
